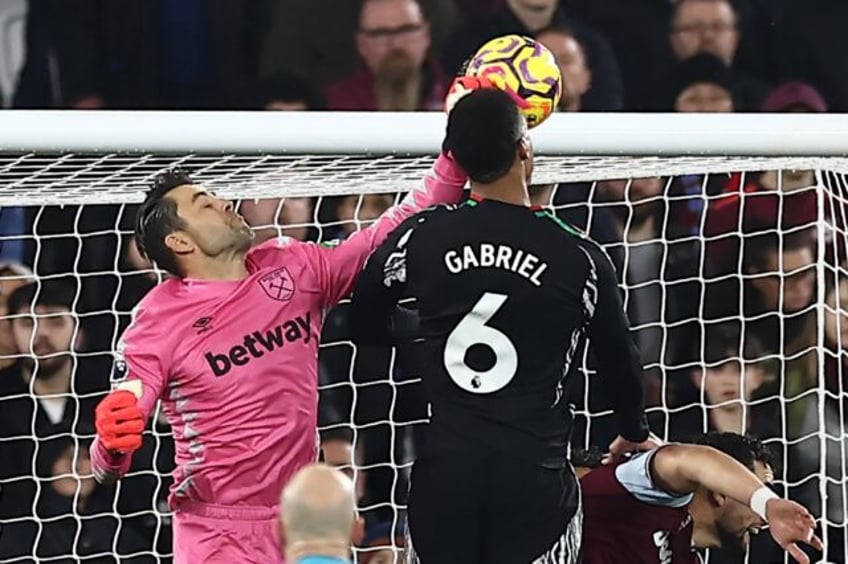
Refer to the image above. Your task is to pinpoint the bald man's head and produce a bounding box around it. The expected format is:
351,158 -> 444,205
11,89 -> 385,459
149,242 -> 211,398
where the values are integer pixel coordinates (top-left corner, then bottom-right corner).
281,464 -> 356,551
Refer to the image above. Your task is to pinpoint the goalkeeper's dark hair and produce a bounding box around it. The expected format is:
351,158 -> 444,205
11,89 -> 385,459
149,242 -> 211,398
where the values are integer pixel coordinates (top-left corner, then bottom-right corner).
135,168 -> 194,277
689,431 -> 778,474
444,88 -> 525,184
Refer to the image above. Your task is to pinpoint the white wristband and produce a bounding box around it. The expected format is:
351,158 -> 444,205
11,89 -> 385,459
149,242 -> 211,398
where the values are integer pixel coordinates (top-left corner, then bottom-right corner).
750,486 -> 779,521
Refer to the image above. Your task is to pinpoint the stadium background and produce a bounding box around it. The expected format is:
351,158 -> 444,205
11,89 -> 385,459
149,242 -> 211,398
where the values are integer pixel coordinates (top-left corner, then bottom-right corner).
0,0 -> 846,562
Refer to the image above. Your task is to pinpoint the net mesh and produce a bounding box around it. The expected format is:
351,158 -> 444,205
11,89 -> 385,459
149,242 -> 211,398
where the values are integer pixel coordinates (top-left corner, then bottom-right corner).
0,153 -> 846,563
4,153 -> 848,205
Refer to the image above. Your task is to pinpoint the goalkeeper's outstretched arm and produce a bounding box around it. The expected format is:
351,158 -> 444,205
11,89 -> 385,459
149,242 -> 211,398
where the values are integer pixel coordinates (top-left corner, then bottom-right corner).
297,153 -> 467,310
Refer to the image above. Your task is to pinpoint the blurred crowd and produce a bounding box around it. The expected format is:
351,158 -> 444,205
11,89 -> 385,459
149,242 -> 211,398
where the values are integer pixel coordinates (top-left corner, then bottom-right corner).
0,0 -> 847,562
0,0 -> 846,113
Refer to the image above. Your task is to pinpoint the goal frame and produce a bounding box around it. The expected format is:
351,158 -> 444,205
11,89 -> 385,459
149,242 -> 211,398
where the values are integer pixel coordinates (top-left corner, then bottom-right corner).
0,110 -> 846,562
0,110 -> 847,156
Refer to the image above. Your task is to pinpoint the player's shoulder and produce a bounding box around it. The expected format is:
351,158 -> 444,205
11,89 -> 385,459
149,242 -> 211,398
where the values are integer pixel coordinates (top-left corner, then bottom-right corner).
245,236 -> 312,269
130,275 -> 227,323
533,209 -> 597,248
532,208 -> 614,266
614,450 -> 693,509
576,236 -> 617,276
247,235 -> 299,258
413,202 -> 461,222
532,208 -> 588,239
394,202 -> 461,239
134,279 -> 181,315
122,279 -> 184,340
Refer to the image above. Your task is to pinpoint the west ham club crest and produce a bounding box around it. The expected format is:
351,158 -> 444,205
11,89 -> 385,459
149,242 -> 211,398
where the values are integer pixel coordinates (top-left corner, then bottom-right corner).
259,267 -> 295,301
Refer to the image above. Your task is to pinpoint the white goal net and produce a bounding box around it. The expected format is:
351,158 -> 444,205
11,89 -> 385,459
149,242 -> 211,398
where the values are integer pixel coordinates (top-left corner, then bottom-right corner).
0,111 -> 846,564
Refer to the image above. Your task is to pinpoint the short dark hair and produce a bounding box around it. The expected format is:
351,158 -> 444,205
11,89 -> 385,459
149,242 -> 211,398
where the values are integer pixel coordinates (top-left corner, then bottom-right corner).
135,168 -> 194,277
671,0 -> 738,27
699,321 -> 767,364
689,431 -> 777,474
444,88 -> 525,183
742,228 -> 813,273
667,53 -> 737,110
7,279 -> 77,316
257,70 -> 324,110
570,445 -> 604,469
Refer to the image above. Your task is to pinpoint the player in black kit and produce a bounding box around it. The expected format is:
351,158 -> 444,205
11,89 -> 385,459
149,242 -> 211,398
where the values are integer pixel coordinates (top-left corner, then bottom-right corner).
348,88 -> 657,564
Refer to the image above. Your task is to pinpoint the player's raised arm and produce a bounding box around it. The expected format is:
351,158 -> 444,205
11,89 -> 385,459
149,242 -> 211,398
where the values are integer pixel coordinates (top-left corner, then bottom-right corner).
90,304 -> 169,484
650,443 -> 823,563
304,153 -> 466,309
583,243 -> 651,448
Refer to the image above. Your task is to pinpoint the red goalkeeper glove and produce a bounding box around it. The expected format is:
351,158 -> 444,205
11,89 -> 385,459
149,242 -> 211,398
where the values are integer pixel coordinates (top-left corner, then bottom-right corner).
95,389 -> 144,454
445,76 -> 494,114
444,75 -> 530,115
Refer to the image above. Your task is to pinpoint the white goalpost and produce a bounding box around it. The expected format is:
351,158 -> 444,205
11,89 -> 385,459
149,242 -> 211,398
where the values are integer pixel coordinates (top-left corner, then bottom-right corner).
0,110 -> 846,564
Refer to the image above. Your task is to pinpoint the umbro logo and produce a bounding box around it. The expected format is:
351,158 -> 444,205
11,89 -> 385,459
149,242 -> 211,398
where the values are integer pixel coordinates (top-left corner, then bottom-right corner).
193,317 -> 214,334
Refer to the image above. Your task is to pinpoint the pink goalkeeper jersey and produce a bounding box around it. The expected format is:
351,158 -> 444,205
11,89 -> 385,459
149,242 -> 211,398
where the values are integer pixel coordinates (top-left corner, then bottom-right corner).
91,154 -> 466,510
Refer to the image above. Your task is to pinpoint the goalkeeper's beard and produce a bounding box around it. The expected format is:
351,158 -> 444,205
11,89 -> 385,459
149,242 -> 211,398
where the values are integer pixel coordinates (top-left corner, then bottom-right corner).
200,223 -> 254,260
374,50 -> 422,111
231,225 -> 254,254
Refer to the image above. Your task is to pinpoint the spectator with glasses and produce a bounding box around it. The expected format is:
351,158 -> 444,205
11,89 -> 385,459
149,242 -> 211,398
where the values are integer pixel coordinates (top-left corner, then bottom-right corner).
669,0 -> 769,111
326,0 -> 445,111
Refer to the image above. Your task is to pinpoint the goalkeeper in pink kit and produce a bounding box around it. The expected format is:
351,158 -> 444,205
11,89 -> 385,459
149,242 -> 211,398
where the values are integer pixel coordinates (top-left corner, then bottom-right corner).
89,94 -> 473,561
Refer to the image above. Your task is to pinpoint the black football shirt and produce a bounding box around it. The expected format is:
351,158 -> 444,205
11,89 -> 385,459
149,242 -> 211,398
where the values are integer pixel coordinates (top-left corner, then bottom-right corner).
349,194 -> 649,468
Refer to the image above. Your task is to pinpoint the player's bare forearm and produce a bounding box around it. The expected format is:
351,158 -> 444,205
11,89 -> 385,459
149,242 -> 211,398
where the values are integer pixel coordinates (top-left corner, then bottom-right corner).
651,444 -> 765,502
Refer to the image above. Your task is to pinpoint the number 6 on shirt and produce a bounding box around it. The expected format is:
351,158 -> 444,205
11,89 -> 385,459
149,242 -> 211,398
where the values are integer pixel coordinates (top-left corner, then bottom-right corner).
443,292 -> 517,394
